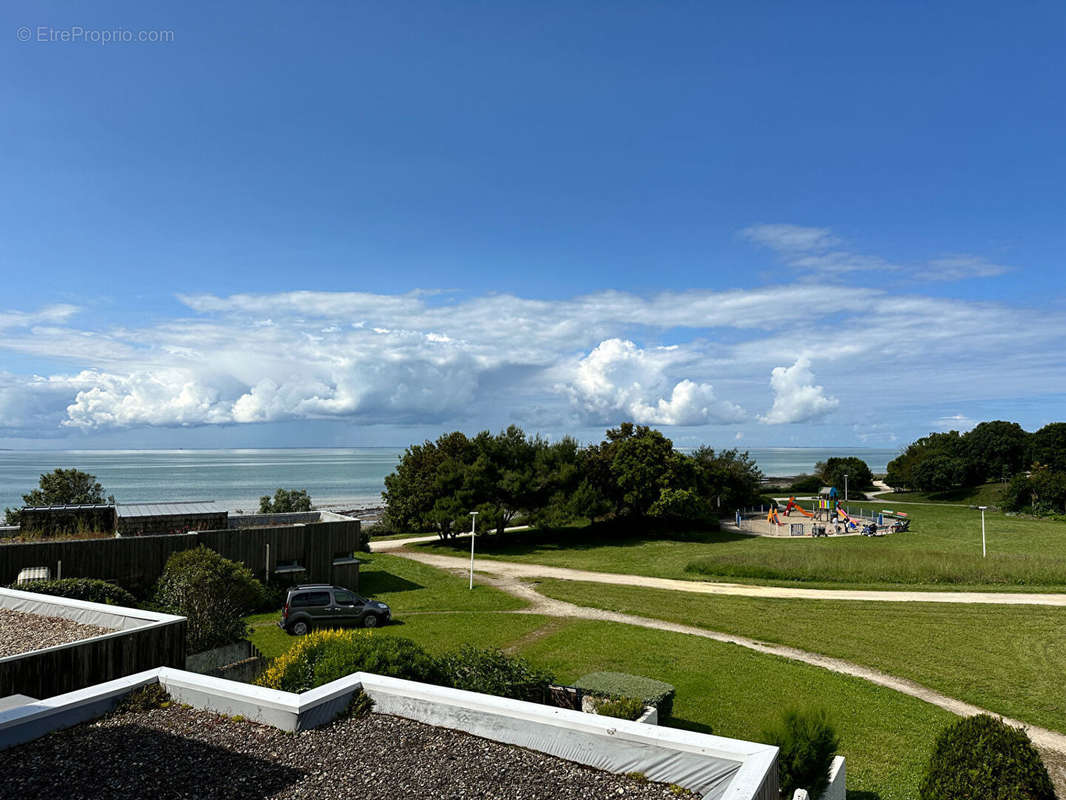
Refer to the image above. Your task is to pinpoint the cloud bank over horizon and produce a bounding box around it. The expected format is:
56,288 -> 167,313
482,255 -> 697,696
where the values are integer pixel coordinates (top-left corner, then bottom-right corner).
1,267 -> 1063,447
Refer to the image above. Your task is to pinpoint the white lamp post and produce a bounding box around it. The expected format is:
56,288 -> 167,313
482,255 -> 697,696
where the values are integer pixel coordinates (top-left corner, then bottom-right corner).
844,474 -> 849,503
468,511 -> 479,590
978,506 -> 987,558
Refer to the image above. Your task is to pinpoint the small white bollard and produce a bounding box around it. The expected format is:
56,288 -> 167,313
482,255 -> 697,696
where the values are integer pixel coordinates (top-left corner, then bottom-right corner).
792,790 -> 810,800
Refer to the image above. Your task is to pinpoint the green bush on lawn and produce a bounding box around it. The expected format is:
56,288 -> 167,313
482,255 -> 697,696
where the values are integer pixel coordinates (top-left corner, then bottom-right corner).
573,671 -> 675,719
437,644 -> 555,703
920,714 -> 1054,800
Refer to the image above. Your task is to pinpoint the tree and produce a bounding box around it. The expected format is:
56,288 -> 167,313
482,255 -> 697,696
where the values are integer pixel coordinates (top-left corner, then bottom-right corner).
963,420 -> 1031,483
381,431 -> 476,539
4,468 -> 113,525
579,423 -> 677,519
817,457 -> 874,493
258,488 -> 312,514
1031,423 -> 1066,472
886,431 -> 972,491
1002,465 -> 1066,515
690,447 -> 764,511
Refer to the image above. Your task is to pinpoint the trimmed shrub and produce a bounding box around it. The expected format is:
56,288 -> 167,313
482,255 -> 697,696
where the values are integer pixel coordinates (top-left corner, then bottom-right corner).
589,695 -> 646,721
920,714 -> 1054,800
437,644 -> 555,703
256,630 -> 444,693
762,707 -> 839,799
152,546 -> 266,655
13,578 -> 137,607
573,672 -> 675,719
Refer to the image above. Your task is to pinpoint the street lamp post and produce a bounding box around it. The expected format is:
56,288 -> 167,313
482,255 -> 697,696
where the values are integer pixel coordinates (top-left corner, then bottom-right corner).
844,474 -> 849,503
978,506 -> 987,558
468,511 -> 479,590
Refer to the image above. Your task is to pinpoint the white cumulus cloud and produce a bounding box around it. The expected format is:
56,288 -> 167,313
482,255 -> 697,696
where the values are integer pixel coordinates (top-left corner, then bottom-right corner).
759,357 -> 839,425
566,339 -> 746,426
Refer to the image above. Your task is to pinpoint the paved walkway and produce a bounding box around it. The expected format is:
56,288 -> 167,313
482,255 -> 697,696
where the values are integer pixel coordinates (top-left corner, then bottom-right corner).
380,547 -> 1066,606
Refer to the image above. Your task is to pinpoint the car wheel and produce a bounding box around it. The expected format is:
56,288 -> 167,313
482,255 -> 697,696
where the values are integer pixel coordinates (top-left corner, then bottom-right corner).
363,613 -> 380,629
288,620 -> 311,636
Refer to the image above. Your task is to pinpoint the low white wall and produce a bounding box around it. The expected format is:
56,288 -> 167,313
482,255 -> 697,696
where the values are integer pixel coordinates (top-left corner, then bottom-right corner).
0,668 -> 781,800
821,756 -> 846,800
0,586 -> 183,632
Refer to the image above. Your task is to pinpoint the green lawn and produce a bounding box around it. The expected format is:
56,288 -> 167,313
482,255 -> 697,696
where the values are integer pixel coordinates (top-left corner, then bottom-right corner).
534,579 -> 1066,735
247,552 -> 530,657
878,482 -> 1008,506
414,503 -> 1066,590
522,619 -> 954,800
243,552 -> 969,799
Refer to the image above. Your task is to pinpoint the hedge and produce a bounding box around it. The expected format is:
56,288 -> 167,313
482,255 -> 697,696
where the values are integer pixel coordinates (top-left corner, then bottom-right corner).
573,671 -> 675,719
12,578 -> 138,608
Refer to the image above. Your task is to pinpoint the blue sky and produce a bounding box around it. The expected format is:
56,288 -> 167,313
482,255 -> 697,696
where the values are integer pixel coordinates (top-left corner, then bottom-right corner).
1,1 -> 1063,449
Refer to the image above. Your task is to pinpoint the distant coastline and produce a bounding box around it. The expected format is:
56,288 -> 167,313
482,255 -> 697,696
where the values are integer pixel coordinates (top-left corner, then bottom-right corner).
0,446 -> 898,513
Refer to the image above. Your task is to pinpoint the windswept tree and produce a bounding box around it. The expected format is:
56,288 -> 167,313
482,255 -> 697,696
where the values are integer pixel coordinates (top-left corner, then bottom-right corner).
4,468 -> 113,525
382,431 -> 476,539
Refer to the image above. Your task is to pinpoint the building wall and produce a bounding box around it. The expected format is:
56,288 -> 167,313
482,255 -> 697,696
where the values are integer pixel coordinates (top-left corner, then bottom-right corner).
0,589 -> 186,700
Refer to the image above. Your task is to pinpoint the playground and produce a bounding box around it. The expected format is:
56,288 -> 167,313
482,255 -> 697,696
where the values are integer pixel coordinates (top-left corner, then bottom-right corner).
727,487 -> 910,538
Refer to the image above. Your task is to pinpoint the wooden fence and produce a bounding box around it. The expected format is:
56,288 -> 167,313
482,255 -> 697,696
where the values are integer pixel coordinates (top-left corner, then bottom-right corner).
0,519 -> 362,595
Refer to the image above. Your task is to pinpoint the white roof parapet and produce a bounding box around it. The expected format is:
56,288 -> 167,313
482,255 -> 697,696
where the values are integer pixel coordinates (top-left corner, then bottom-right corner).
0,667 -> 782,800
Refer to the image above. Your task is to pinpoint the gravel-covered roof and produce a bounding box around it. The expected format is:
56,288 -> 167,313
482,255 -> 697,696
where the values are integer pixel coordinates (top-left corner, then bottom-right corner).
0,608 -> 115,657
3,704 -> 694,799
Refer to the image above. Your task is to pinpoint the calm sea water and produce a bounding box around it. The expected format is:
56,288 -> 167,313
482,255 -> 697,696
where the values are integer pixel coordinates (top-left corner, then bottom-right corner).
0,447 -> 898,513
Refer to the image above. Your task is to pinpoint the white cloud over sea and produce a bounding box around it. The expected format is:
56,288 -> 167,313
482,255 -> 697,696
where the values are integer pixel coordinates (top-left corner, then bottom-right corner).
1,276 -> 1064,445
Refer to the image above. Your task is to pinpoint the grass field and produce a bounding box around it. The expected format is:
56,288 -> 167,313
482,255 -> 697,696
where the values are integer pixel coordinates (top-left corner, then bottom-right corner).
414,502 -> 1066,589
534,579 -> 1066,735
523,620 -> 953,800
245,555 -> 956,799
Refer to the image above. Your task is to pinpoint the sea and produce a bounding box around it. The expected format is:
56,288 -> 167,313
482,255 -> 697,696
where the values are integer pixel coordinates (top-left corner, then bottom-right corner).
0,447 -> 899,514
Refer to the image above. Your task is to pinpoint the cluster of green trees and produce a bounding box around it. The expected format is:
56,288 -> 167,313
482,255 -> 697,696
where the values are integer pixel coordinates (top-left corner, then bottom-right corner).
382,423 -> 765,538
886,421 -> 1066,501
258,488 -> 312,514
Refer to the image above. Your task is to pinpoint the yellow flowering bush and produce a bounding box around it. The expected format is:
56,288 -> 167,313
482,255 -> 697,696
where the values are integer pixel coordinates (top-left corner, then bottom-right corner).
255,629 -> 443,693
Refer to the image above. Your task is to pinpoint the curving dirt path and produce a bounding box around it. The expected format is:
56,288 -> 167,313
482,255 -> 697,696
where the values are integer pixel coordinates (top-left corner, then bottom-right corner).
389,550 -> 1066,773
378,547 -> 1066,607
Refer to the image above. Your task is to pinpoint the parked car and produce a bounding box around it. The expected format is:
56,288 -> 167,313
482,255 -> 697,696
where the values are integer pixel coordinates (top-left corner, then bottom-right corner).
279,584 -> 391,635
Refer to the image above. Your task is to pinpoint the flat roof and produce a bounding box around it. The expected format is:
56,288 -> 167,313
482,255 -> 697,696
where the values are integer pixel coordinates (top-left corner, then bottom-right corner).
115,501 -> 223,518
19,504 -> 113,512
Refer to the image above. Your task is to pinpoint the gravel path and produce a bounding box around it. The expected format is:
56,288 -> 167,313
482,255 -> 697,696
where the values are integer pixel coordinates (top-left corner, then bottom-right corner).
390,549 -> 1066,606
3,705 -> 692,799
0,608 -> 113,657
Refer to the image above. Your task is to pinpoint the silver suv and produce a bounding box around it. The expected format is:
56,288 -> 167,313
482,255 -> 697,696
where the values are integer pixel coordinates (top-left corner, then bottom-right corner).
280,584 -> 391,636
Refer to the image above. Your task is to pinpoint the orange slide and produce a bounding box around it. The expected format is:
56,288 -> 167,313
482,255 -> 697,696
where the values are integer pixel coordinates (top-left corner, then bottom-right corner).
784,496 -> 815,518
